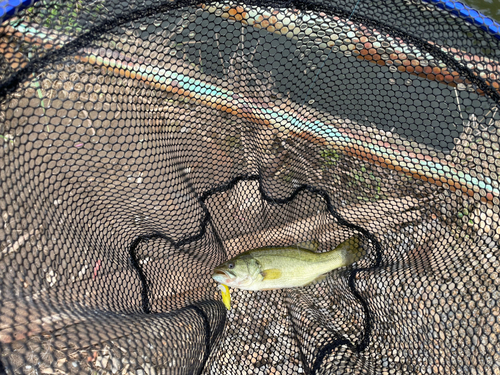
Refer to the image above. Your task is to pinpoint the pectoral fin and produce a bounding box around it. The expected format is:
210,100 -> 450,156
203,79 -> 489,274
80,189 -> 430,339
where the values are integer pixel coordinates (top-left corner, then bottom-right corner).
261,269 -> 282,280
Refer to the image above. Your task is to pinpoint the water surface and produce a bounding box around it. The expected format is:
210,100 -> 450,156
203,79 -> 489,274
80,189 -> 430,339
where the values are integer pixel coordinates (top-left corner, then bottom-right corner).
462,0 -> 500,22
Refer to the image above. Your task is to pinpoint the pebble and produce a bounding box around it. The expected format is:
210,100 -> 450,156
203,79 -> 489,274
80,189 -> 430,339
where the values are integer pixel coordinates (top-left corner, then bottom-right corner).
111,358 -> 120,374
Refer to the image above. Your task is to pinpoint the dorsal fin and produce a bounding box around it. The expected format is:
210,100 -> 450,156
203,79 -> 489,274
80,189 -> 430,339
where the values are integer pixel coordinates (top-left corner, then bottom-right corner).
294,240 -> 319,251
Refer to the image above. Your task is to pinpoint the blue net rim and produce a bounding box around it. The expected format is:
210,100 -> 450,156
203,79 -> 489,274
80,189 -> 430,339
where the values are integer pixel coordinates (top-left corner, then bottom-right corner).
423,0 -> 500,38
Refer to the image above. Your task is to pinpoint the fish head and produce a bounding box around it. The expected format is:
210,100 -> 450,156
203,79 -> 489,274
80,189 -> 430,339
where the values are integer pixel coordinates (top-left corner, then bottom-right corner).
212,255 -> 261,289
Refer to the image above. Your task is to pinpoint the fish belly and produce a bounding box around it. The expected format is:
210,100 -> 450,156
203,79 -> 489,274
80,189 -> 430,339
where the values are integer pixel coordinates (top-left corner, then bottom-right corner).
258,274 -> 320,290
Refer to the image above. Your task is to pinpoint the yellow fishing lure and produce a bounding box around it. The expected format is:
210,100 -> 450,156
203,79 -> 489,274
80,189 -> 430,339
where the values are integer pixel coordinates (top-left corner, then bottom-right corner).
217,284 -> 231,310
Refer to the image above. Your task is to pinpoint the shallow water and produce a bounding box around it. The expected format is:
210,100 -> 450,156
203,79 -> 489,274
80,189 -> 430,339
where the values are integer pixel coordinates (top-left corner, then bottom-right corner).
462,0 -> 500,22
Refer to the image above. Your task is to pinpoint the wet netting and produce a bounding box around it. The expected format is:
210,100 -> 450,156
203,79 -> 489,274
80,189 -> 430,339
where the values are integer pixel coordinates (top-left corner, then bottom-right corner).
1,0 -> 500,373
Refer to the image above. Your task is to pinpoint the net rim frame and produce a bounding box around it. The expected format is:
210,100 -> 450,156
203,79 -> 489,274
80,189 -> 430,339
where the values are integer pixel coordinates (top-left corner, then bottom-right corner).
423,0 -> 500,37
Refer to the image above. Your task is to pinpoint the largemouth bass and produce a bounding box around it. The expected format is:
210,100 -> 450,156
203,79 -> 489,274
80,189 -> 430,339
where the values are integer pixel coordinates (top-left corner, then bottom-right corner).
212,236 -> 363,291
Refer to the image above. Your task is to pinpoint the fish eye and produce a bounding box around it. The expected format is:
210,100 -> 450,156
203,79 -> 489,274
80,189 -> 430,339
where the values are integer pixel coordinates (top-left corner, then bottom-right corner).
228,262 -> 235,269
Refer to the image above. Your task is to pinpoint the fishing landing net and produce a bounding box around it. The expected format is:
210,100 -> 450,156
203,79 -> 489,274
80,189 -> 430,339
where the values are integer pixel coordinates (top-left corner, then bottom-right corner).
1,0 -> 500,373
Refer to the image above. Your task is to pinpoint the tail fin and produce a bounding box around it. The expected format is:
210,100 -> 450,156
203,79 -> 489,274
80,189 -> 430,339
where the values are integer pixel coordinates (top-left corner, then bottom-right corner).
336,235 -> 365,267
308,236 -> 365,285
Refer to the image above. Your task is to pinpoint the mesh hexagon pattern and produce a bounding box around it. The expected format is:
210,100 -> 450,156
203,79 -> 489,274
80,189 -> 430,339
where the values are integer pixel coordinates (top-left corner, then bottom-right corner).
1,0 -> 500,374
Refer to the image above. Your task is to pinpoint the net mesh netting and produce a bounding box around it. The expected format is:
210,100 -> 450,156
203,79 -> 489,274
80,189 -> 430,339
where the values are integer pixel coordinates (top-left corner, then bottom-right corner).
1,0 -> 500,374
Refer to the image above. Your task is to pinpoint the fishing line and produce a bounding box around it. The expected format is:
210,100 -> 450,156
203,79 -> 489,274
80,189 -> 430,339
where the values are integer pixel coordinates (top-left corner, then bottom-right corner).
300,0 -> 364,107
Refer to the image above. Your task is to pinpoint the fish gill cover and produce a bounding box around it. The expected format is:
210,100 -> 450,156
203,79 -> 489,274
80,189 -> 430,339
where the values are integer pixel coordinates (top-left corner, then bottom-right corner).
0,0 -> 499,374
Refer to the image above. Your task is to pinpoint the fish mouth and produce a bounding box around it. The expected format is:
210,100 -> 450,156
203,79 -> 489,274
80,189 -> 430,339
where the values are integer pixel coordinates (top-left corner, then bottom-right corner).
212,269 -> 234,279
